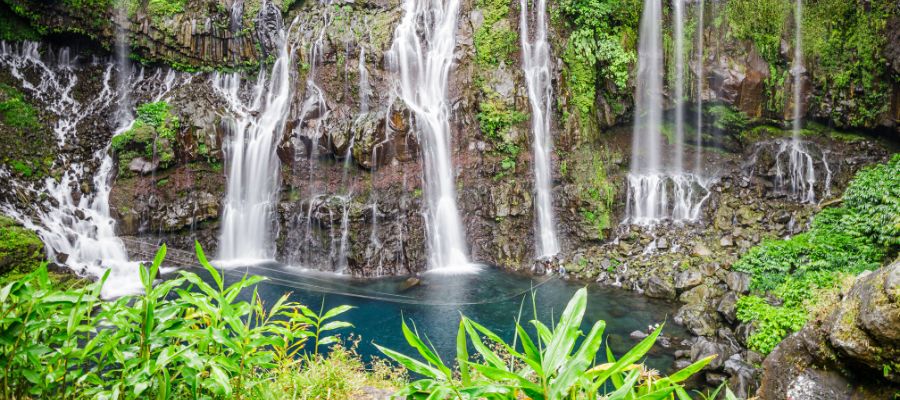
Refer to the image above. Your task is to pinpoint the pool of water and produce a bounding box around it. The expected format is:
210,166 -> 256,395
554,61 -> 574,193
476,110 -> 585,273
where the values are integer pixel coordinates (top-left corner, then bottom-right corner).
191,262 -> 688,373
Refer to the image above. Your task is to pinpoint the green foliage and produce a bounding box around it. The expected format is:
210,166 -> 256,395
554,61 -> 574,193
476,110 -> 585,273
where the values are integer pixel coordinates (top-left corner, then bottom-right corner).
558,0 -> 639,134
473,0 -> 517,67
379,287 -> 714,399
0,3 -> 40,42
477,99 -> 528,178
725,0 -> 789,64
268,343 -> 406,400
112,101 -> 180,176
735,155 -> 900,354
146,0 -> 186,16
802,0 -> 893,128
0,215 -> 44,277
0,84 -> 39,130
0,243 -> 356,399
0,84 -> 53,180
707,104 -> 750,134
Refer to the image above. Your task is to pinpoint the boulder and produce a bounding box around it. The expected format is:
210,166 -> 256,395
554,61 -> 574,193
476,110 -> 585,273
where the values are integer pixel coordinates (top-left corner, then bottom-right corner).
756,261 -> 900,398
725,271 -> 751,294
675,271 -> 703,291
645,275 -> 676,299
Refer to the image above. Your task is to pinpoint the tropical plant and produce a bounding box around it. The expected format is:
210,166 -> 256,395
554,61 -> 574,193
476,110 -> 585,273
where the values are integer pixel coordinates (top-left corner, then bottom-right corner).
0,242 -> 353,399
378,287 -> 714,399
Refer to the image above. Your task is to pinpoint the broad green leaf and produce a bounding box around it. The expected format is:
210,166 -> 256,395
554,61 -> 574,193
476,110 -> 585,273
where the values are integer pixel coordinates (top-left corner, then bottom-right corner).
375,344 -> 442,379
544,287 -> 588,375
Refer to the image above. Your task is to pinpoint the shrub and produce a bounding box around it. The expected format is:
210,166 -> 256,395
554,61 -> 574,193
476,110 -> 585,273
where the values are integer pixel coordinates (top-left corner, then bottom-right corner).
735,154 -> 900,354
112,101 -> 180,175
0,243 -> 354,399
379,287 -> 715,399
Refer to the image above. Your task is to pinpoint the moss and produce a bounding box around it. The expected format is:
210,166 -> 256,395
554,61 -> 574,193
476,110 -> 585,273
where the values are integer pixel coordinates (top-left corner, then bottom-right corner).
0,83 -> 54,180
0,215 -> 44,277
112,101 -> 180,177
476,97 -> 528,179
567,147 -> 615,239
0,2 -> 40,41
725,0 -> 789,65
473,0 -> 517,68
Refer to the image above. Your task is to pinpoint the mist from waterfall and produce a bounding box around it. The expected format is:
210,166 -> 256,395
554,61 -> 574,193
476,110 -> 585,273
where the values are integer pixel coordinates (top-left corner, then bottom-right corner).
519,0 -> 559,259
626,0 -> 710,226
388,0 -> 472,272
216,19 -> 297,262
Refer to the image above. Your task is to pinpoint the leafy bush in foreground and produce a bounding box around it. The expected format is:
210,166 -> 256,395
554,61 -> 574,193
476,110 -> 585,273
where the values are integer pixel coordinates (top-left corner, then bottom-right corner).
0,243 -> 353,399
734,154 -> 900,354
379,287 -> 715,399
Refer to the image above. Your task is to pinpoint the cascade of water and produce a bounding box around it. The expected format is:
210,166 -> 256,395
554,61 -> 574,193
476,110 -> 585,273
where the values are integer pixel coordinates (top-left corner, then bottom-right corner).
216,19 -> 297,262
672,0 -> 685,173
776,0 -> 818,203
694,0 -> 704,176
358,47 -> 370,113
0,41 -> 148,298
389,0 -> 472,271
519,0 -> 559,258
625,0 -> 710,226
632,0 -> 664,177
113,5 -> 132,125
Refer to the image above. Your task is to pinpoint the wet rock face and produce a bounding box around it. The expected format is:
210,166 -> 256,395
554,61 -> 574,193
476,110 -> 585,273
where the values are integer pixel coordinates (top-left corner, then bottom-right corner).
756,261 -> 900,399
9,0 -> 263,69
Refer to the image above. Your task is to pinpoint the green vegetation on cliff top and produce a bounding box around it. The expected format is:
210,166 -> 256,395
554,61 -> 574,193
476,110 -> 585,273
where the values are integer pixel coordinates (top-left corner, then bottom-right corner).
735,154 -> 900,354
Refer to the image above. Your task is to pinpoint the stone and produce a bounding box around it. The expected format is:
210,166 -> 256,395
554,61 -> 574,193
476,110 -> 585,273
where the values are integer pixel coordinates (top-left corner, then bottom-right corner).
645,275 -> 676,299
656,237 -> 669,250
719,235 -> 734,247
629,330 -> 648,339
717,292 -> 739,323
725,271 -> 751,294
128,157 -> 159,174
675,271 -> 703,291
690,337 -> 735,370
397,277 -> 421,292
692,243 -> 713,257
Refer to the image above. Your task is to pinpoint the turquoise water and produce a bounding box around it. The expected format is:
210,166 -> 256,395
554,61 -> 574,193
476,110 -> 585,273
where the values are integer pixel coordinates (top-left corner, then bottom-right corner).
198,263 -> 688,373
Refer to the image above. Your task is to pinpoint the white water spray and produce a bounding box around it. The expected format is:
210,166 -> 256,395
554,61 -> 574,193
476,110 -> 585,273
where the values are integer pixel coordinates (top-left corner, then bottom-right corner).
389,0 -> 473,272
519,0 -> 559,258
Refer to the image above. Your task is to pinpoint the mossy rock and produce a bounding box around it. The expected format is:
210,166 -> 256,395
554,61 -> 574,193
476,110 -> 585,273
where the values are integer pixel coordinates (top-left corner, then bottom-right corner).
0,215 -> 45,277
0,83 -> 56,180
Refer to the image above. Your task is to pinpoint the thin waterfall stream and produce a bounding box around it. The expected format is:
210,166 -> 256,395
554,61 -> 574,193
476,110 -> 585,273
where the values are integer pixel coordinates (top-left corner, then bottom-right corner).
519,0 -> 559,259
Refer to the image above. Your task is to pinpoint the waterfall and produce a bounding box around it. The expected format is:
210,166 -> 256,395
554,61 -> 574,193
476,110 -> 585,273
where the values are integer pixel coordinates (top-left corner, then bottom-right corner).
626,0 -> 710,226
694,0 -> 704,176
672,0 -> 685,173
216,19 -> 296,262
0,41 -> 153,298
519,0 -> 559,258
113,5 -> 132,125
777,0 -> 819,203
389,0 -> 473,271
358,47 -> 370,113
